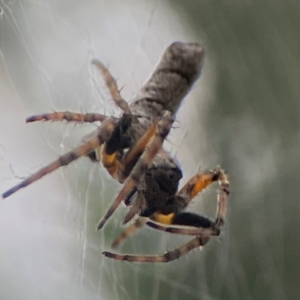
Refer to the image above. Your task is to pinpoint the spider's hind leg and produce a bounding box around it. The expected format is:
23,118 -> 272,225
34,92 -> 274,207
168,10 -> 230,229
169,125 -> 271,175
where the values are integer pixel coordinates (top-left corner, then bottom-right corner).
102,235 -> 211,263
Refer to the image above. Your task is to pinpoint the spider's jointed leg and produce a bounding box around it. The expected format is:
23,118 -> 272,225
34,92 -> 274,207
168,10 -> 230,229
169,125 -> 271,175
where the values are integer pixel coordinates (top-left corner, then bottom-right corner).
26,112 -> 108,124
92,59 -> 131,114
2,118 -> 118,199
103,235 -> 211,263
97,111 -> 175,230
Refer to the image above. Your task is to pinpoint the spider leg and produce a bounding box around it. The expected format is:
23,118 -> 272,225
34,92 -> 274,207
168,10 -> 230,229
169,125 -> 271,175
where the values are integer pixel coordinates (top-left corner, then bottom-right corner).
103,235 -> 210,263
111,217 -> 146,248
2,118 -> 118,199
92,59 -> 131,114
97,111 -> 174,230
26,112 -> 108,123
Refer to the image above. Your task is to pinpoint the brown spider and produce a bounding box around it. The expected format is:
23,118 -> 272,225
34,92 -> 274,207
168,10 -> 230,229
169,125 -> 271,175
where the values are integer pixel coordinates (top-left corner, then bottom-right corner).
2,42 -> 230,263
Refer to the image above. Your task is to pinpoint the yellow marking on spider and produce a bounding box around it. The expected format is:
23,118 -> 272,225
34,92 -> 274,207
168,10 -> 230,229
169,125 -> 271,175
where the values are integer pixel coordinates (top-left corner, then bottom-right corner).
102,151 -> 117,166
150,212 -> 175,225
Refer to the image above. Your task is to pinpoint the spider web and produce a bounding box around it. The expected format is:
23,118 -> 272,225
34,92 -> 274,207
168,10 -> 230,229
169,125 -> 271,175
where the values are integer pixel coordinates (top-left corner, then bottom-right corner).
1,1 -> 299,300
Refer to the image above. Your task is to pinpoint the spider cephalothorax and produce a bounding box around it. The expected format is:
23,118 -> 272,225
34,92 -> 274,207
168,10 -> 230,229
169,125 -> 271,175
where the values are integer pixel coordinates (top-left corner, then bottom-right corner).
2,42 -> 230,263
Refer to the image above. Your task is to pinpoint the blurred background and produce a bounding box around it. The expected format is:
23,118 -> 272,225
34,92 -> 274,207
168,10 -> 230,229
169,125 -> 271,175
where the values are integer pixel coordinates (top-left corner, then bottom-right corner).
0,0 -> 299,299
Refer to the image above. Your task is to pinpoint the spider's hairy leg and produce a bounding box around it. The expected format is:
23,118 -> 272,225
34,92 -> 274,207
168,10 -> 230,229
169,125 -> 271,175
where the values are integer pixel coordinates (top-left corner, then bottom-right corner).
26,112 -> 107,124
102,235 -> 210,263
92,59 -> 131,114
2,118 -> 118,199
111,217 -> 146,248
97,111 -> 174,230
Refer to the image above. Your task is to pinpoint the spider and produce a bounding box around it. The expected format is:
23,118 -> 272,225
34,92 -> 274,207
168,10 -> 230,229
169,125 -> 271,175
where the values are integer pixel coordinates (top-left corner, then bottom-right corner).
2,42 -> 230,263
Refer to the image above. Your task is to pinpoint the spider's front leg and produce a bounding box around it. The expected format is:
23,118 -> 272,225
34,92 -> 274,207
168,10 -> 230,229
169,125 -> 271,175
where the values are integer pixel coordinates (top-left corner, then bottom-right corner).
92,59 -> 131,114
97,110 -> 174,230
2,118 -> 118,199
27,58 -> 129,125
26,112 -> 108,123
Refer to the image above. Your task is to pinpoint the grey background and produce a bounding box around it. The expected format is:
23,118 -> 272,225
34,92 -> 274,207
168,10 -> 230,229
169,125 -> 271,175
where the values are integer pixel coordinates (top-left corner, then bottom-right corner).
0,1 -> 299,300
